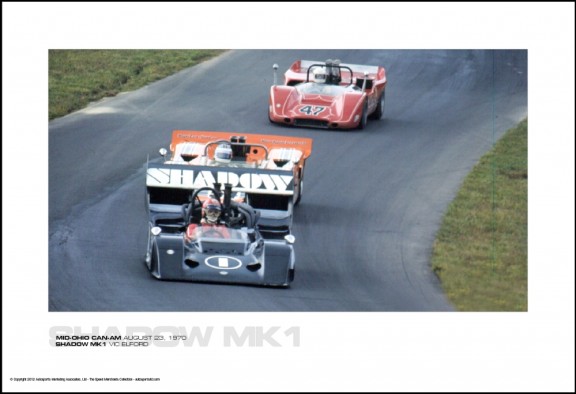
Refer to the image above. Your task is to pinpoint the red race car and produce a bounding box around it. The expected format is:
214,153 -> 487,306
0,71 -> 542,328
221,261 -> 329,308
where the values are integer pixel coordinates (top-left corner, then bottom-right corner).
269,59 -> 386,130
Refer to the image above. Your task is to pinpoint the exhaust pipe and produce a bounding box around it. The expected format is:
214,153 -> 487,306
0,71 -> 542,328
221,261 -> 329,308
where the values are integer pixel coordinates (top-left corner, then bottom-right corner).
272,64 -> 279,86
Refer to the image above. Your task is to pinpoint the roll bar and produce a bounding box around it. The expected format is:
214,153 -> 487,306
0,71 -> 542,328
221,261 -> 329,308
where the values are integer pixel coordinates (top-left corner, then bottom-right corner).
203,139 -> 269,159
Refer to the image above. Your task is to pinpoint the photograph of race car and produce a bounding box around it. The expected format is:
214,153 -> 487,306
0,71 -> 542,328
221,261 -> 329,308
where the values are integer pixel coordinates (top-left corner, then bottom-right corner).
269,59 -> 387,130
144,130 -> 313,286
148,130 -> 313,236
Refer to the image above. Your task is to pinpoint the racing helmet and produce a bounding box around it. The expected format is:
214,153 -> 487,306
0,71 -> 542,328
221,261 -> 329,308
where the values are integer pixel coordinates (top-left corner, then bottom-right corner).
214,143 -> 232,164
313,67 -> 327,84
202,198 -> 222,224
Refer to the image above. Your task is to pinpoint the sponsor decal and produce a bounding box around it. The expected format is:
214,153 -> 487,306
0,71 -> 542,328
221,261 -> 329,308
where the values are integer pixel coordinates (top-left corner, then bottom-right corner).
260,138 -> 309,146
175,133 -> 219,140
147,167 -> 294,193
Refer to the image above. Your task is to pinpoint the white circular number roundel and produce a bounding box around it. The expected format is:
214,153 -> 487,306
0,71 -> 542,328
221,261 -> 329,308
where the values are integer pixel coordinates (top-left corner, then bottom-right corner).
205,256 -> 242,270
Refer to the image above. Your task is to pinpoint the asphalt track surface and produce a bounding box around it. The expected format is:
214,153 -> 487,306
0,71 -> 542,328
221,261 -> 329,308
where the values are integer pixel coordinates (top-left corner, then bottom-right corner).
49,50 -> 527,311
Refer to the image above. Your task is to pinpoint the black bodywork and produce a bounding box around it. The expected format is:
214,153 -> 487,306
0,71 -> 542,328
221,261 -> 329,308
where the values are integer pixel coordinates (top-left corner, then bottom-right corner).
145,184 -> 296,287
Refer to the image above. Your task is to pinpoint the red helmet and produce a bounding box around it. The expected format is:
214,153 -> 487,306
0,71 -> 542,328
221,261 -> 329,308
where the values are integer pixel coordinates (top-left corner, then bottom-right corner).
202,198 -> 221,223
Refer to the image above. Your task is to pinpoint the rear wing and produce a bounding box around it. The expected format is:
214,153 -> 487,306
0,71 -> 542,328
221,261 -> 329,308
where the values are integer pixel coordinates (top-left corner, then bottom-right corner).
147,163 -> 295,196
169,130 -> 312,163
284,59 -> 386,86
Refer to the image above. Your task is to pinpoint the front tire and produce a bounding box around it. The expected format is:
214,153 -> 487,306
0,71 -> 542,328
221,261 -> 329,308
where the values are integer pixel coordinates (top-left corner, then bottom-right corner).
149,242 -> 160,278
145,225 -> 152,267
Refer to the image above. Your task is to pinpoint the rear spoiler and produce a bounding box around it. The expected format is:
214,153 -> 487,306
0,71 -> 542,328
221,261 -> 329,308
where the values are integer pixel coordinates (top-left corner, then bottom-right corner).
297,60 -> 380,75
147,163 -> 295,196
286,59 -> 385,84
170,130 -> 312,161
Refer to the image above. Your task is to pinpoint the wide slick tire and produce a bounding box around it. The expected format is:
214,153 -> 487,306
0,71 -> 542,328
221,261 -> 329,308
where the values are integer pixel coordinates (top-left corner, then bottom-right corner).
149,242 -> 160,278
294,176 -> 303,206
357,101 -> 368,130
370,90 -> 385,120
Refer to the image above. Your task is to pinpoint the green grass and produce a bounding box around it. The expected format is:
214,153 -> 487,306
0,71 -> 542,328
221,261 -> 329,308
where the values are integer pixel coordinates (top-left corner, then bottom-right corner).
49,49 -> 226,120
432,119 -> 528,311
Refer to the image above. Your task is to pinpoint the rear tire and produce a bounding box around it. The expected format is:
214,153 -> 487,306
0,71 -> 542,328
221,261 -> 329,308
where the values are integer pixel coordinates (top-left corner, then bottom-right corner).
358,102 -> 368,130
294,177 -> 303,206
370,90 -> 385,120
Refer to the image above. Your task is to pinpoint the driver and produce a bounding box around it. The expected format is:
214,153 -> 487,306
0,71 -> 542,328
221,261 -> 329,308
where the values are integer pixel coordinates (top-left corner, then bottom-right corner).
201,198 -> 224,224
186,198 -> 230,240
311,67 -> 335,94
313,67 -> 327,84
213,143 -> 233,165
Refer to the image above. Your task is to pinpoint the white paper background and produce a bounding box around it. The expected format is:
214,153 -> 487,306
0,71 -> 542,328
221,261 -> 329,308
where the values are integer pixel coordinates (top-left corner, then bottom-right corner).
3,2 -> 574,392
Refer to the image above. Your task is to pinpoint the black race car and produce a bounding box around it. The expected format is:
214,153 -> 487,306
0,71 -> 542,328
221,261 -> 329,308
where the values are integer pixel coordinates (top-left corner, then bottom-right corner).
145,184 -> 296,287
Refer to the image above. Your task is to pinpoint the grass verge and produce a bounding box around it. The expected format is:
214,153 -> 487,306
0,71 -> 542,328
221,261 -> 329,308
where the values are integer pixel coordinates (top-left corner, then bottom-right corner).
49,49 -> 226,120
432,119 -> 528,311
